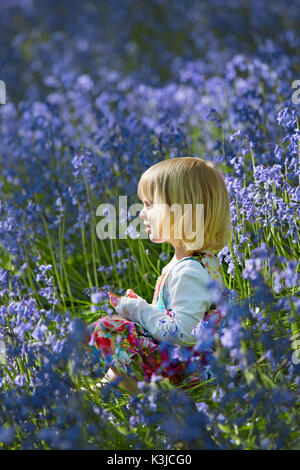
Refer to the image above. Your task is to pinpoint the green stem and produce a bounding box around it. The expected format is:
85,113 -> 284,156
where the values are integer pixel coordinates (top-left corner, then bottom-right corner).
80,223 -> 93,287
22,244 -> 44,309
89,218 -> 99,288
41,213 -> 67,309
83,175 -> 112,268
58,212 -> 75,315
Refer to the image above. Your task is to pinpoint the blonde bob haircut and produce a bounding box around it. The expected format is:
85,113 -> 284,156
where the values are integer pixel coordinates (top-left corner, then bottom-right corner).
137,157 -> 231,255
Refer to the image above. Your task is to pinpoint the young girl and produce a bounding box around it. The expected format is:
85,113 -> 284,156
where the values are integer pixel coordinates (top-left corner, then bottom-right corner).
87,157 -> 231,393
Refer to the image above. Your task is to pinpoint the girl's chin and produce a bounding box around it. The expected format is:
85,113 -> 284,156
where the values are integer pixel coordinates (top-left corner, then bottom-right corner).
146,225 -> 166,243
148,232 -> 165,243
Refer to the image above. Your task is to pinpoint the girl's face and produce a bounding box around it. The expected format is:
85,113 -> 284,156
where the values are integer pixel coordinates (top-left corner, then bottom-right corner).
139,199 -> 166,243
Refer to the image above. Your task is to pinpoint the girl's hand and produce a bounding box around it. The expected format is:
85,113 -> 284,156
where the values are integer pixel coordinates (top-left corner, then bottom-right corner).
126,289 -> 138,298
108,289 -> 141,309
126,288 -> 137,298
126,289 -> 143,300
113,289 -> 144,319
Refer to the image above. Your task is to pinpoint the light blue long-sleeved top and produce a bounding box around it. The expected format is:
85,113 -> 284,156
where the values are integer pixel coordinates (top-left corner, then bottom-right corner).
115,253 -> 224,346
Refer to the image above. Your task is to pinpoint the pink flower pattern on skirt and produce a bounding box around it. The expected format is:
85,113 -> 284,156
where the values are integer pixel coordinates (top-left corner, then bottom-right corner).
87,252 -> 224,387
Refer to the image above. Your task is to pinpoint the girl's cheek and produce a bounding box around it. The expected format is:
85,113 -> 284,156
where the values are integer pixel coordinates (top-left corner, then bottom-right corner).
149,211 -> 160,237
147,209 -> 153,224
149,212 -> 158,230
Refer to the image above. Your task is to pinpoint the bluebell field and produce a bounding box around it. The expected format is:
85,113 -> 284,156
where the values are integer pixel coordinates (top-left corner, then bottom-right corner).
0,0 -> 299,450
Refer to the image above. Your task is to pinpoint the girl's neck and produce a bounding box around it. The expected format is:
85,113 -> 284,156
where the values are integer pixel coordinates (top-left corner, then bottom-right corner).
173,246 -> 214,262
173,246 -> 190,262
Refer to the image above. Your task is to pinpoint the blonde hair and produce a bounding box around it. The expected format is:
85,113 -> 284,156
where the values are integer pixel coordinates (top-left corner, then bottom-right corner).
137,157 -> 231,255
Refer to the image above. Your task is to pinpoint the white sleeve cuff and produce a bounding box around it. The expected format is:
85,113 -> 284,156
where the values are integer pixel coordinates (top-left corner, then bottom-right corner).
114,295 -> 184,344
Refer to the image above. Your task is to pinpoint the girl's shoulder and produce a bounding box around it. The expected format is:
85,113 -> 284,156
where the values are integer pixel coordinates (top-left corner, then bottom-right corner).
168,256 -> 209,280
167,251 -> 224,286
162,255 -> 208,283
192,251 -> 225,284
161,256 -> 179,274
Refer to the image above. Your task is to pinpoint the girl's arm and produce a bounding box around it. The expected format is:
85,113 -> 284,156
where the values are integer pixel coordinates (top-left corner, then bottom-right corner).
115,261 -> 213,345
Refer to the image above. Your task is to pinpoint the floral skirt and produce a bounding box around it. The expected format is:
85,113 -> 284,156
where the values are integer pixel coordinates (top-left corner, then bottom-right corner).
87,315 -> 214,387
